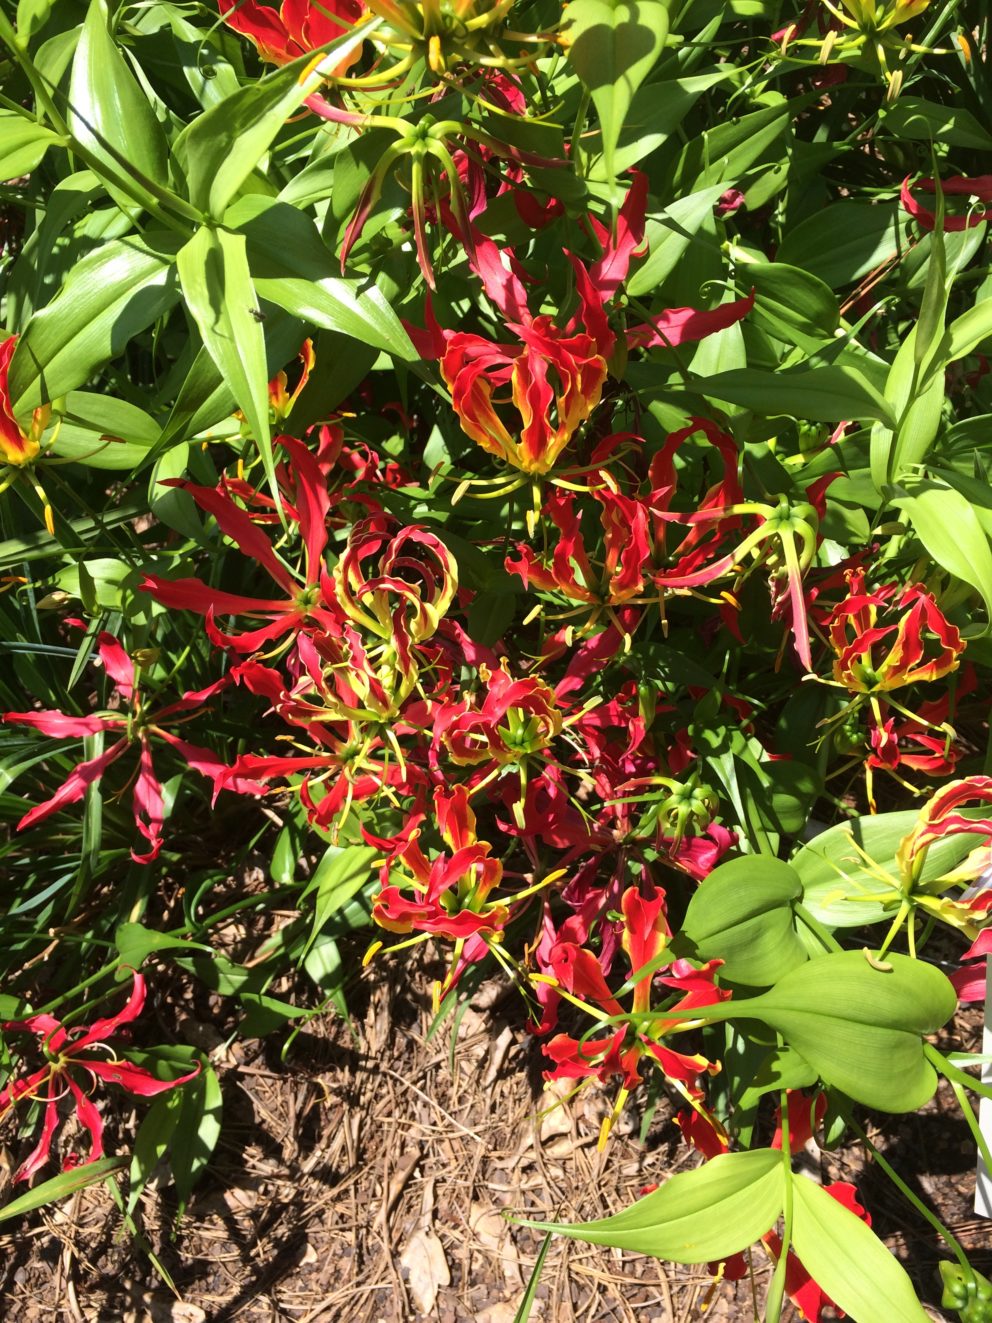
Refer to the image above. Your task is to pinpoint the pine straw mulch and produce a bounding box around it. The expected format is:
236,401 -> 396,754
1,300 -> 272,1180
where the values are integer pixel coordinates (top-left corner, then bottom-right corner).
0,939 -> 989,1323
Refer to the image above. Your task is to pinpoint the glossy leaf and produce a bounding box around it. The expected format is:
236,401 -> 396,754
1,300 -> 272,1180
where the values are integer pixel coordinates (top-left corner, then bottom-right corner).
303,845 -> 378,959
176,224 -> 272,488
679,856 -> 808,986
229,197 -> 415,359
518,1149 -> 784,1261
725,952 -> 956,1112
0,1158 -> 125,1222
51,392 -> 160,470
9,234 -> 181,415
890,479 -> 992,624
564,0 -> 670,186
0,111 -> 62,181
791,1173 -> 929,1322
69,0 -> 170,198
793,811 -> 985,927
178,26 -> 372,219
693,364 -> 895,425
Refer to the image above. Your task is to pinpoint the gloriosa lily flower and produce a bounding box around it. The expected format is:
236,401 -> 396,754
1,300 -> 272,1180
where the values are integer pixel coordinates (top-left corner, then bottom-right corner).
218,0 -> 367,75
372,784 -> 508,939
0,973 -> 199,1181
411,174 -> 752,487
141,436 -> 339,653
539,885 -> 729,1145
3,630 -> 261,862
0,334 -> 55,532
901,173 -> 992,233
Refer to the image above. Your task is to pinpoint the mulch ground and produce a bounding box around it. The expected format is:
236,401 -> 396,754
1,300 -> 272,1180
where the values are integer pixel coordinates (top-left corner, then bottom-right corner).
1,936 -> 989,1323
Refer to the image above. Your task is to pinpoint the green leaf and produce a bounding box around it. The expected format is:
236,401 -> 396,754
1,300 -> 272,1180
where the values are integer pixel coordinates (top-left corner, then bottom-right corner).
791,1173 -> 929,1322
942,292 -> 992,363
303,845 -> 378,959
692,364 -> 895,425
679,856 -> 808,986
889,478 -> 992,624
680,97 -> 806,192
176,224 -> 272,490
746,261 -> 840,344
51,392 -> 160,470
565,0 -> 670,186
628,183 -> 728,297
587,70 -> 729,179
127,1090 -> 182,1217
238,992 -> 309,1039
880,98 -> 992,151
116,921 -> 212,969
0,110 -> 63,181
168,1059 -> 222,1216
9,234 -> 181,416
69,0 -> 170,197
517,1149 -> 784,1261
777,202 -> 903,290
178,28 -> 371,219
793,812 -> 987,927
228,196 -> 416,360
0,1158 -> 125,1222
727,952 -> 956,1112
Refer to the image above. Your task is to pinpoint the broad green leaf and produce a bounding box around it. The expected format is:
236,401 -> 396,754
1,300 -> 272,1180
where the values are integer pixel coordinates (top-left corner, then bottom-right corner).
178,25 -> 373,219
746,261 -> 840,343
587,70 -> 729,179
69,0 -> 170,198
791,1174 -> 929,1323
693,364 -> 895,425
176,224 -> 272,490
793,812 -> 987,927
517,1149 -> 784,1261
168,1059 -> 222,1215
628,184 -> 728,297
0,111 -> 63,181
564,0 -> 670,186
777,202 -> 903,289
16,0 -> 57,40
679,856 -> 808,986
889,479 -> 992,624
157,306 -> 307,451
127,1090 -> 182,1216
227,196 -> 415,359
881,98 -> 992,151
51,392 -> 160,470
725,952 -> 956,1112
9,234 -> 181,416
238,992 -> 309,1038
680,97 -> 807,192
942,293 -> 992,363
303,844 -> 378,958
116,921 -> 212,969
0,1158 -> 125,1221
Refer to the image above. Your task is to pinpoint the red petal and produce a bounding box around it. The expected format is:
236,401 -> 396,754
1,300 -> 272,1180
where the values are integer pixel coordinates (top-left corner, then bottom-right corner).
3,710 -> 111,737
17,740 -> 128,831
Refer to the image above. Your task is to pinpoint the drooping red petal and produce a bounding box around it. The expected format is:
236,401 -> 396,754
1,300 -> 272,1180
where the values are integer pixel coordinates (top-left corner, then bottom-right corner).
95,632 -> 135,700
3,710 -> 112,737
140,573 -> 294,618
16,739 -> 128,831
72,972 -> 147,1048
162,481 -> 296,593
81,1057 -> 201,1096
63,1076 -> 105,1167
14,1083 -> 62,1182
628,290 -> 755,349
130,738 -> 164,864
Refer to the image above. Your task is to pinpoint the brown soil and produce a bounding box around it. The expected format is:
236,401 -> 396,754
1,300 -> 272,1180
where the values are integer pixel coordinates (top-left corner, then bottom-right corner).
0,946 -> 988,1323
